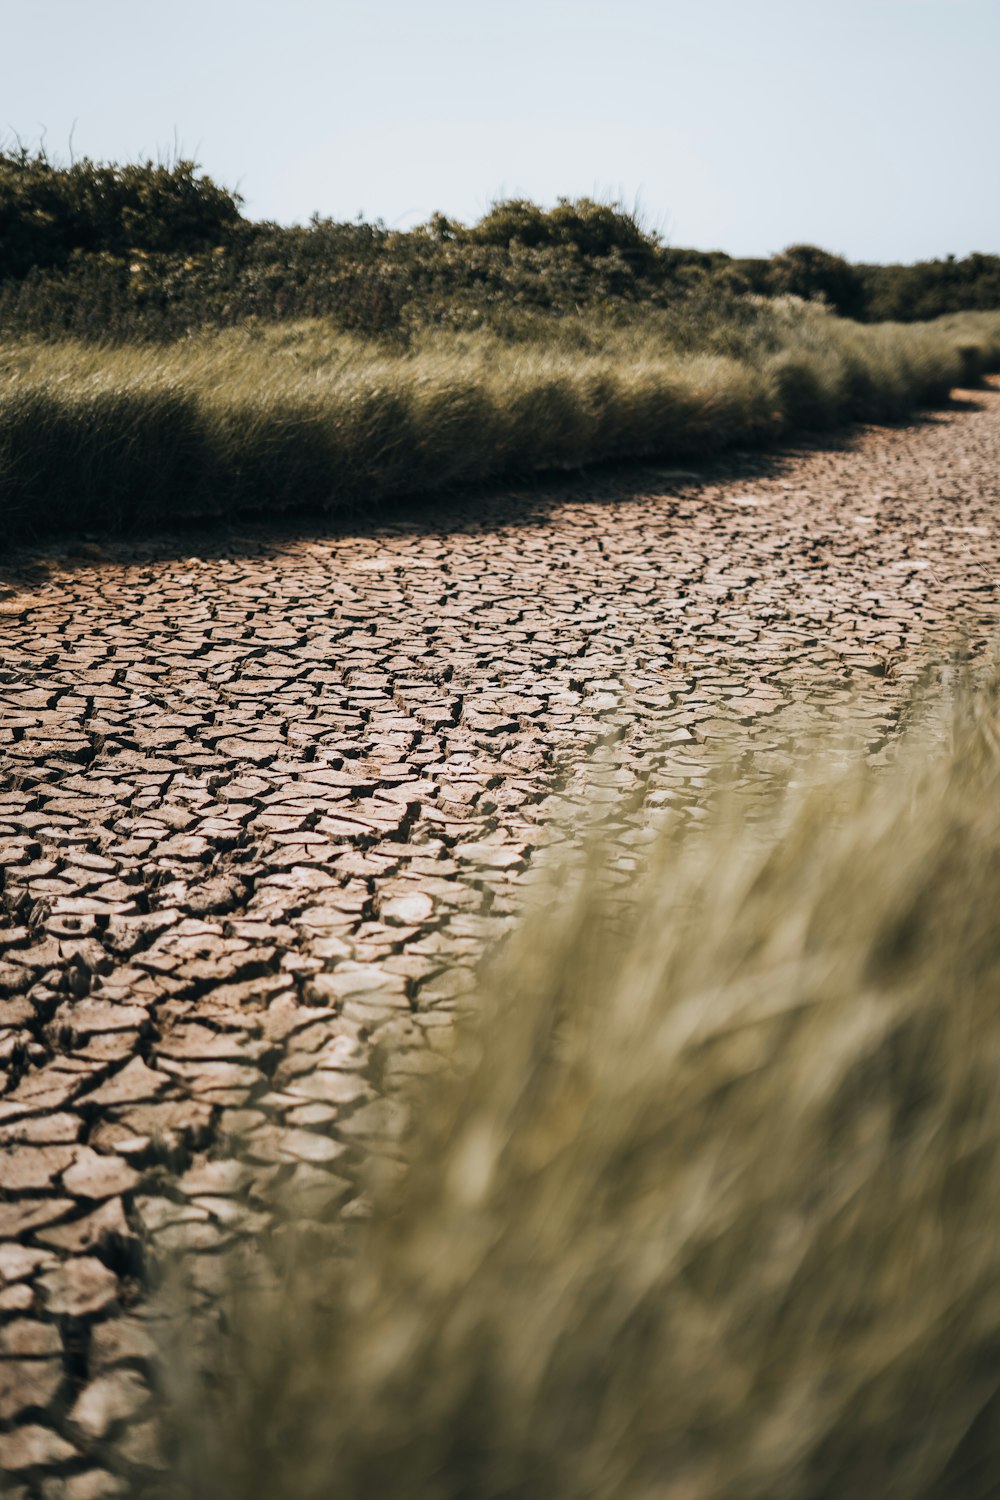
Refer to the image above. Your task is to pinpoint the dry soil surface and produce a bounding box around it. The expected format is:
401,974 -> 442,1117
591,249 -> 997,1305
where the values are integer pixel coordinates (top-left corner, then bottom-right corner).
1,382 -> 999,1494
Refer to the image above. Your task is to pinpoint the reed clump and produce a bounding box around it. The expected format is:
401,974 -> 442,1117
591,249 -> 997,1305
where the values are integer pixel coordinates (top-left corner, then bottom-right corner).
159,657 -> 1000,1500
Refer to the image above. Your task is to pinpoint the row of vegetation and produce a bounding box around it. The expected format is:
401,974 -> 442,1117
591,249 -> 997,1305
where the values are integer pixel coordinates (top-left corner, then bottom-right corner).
1,149 -> 998,542
4,306 -> 1000,541
155,657 -> 1000,1500
1,150 -> 999,342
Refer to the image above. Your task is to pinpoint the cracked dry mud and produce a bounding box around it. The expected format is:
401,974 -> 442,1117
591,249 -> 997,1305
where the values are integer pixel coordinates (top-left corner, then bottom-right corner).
1,381 -> 999,1495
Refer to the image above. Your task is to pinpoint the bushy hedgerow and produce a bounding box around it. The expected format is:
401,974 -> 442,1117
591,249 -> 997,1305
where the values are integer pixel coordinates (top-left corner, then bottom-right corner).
1,150 -> 998,341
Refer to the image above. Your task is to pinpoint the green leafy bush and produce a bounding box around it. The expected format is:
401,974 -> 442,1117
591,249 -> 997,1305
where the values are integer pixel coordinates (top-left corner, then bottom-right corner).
0,147 -> 243,279
0,149 -> 998,339
769,244 -> 867,319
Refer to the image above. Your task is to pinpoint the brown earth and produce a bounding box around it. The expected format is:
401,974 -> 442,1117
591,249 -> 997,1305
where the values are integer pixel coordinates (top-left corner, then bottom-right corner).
1,382 -> 999,1494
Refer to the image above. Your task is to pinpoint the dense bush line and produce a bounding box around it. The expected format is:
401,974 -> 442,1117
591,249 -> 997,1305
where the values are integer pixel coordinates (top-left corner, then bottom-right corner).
0,151 -> 998,341
2,307 -> 999,542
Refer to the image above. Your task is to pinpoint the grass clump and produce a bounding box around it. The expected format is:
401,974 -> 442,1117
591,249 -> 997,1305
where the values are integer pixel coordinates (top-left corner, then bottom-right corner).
3,306 -> 1000,543
159,658 -> 1000,1500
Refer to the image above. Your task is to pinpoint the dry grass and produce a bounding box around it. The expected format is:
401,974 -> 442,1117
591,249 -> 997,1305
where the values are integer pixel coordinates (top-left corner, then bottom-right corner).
2,305 -> 999,542
156,655 -> 1000,1500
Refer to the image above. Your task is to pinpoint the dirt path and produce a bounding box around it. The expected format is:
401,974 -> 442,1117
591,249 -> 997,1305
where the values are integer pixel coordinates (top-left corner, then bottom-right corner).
1,383 -> 999,1494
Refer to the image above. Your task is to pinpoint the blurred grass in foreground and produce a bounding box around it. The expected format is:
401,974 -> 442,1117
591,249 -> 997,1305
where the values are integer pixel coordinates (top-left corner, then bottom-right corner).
157,655 -> 1000,1500
2,304 -> 1000,543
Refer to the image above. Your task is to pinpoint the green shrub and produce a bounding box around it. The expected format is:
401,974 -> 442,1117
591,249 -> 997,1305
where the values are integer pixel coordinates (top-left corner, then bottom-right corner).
0,150 -> 998,338
769,244 -> 867,319
464,195 -> 661,271
0,148 -> 243,279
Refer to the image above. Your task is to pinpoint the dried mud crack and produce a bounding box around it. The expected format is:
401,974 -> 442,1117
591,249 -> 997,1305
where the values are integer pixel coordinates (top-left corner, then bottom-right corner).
1,382 -> 1000,1494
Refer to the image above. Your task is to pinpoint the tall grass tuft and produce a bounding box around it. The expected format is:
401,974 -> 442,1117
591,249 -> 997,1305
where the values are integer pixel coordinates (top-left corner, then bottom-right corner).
159,657 -> 1000,1500
3,306 -> 1000,543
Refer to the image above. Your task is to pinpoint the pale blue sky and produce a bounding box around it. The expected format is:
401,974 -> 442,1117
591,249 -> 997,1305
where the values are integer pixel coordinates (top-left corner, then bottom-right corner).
4,0 -> 998,262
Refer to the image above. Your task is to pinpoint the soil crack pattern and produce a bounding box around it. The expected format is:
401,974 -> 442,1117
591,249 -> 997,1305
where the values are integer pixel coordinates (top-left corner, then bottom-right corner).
1,383 -> 1000,1493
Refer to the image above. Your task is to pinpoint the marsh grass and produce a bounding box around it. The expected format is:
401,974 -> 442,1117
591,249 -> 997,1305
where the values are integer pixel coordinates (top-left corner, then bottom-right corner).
158,657 -> 1000,1500
3,306 -> 1000,543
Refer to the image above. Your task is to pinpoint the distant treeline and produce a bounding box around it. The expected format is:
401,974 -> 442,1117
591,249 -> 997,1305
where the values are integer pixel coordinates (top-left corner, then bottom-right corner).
1,149 -> 998,339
